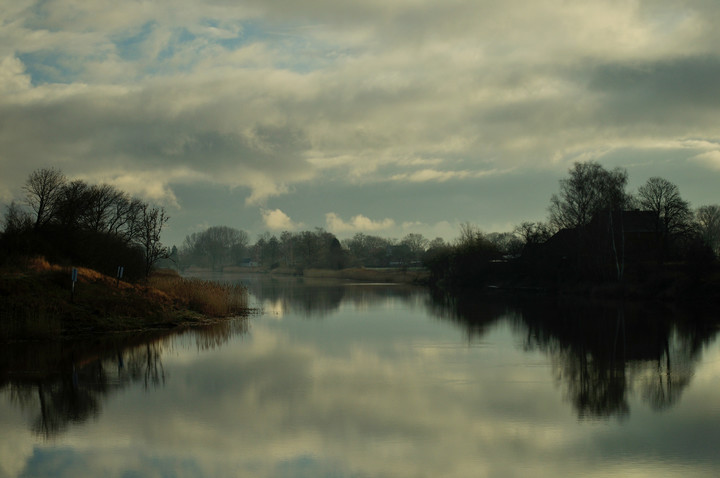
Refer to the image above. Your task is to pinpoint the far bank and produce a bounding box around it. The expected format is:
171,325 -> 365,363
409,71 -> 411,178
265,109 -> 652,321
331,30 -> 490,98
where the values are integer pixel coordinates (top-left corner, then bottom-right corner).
182,266 -> 430,284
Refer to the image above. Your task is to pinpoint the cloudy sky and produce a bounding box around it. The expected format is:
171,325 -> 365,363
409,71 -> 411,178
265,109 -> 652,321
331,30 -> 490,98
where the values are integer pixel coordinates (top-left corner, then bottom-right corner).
2,0 -> 720,246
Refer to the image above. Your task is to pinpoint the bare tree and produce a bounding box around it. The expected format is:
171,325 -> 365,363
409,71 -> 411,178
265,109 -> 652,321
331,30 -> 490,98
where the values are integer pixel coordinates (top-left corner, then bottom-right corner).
179,226 -> 250,270
81,184 -> 125,233
2,201 -> 32,233
401,233 -> 429,262
23,167 -> 67,228
514,221 -> 553,246
696,204 -> 720,257
548,162 -> 630,280
457,222 -> 484,246
637,177 -> 692,237
549,162 -> 629,230
54,180 -> 91,229
136,204 -> 169,276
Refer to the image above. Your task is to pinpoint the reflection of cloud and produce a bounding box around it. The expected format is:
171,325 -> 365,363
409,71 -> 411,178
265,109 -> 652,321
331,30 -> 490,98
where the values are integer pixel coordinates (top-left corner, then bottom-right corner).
3,323 -> 574,477
2,285 -> 720,477
262,298 -> 286,318
0,411 -> 34,478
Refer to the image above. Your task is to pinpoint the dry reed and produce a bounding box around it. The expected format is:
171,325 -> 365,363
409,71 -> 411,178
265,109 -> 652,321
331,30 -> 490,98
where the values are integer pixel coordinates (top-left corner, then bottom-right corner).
148,273 -> 248,317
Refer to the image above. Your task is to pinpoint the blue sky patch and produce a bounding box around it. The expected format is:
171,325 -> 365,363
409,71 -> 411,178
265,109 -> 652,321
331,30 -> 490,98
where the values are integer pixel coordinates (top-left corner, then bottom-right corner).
112,21 -> 157,62
17,51 -> 82,85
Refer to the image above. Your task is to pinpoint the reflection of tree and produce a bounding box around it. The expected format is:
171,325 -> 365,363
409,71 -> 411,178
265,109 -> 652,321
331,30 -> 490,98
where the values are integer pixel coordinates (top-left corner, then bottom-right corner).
633,328 -> 695,411
122,342 -> 166,390
193,318 -> 249,351
550,346 -> 629,419
426,290 -> 512,341
243,275 -> 425,319
4,339 -> 166,438
427,291 -> 719,419
520,301 -> 714,419
1,319 -> 248,438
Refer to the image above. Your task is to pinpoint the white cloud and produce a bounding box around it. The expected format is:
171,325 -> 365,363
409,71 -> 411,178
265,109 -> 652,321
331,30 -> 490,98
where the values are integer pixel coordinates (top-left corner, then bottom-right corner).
2,0 -> 720,241
262,208 -> 302,231
325,212 -> 395,233
0,56 -> 31,94
690,150 -> 720,171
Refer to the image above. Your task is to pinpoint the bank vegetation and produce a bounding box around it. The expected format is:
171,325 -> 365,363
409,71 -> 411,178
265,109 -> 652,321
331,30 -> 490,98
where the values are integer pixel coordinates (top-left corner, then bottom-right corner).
0,257 -> 250,341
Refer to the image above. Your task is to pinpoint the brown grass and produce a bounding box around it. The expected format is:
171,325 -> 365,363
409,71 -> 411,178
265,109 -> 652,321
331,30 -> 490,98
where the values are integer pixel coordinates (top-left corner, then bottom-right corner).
148,270 -> 249,317
0,260 -> 251,340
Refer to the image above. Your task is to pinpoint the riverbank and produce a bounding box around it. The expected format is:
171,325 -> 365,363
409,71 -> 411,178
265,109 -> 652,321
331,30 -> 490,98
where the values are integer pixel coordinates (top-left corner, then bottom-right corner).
191,265 -> 430,284
0,258 -> 251,341
432,260 -> 720,303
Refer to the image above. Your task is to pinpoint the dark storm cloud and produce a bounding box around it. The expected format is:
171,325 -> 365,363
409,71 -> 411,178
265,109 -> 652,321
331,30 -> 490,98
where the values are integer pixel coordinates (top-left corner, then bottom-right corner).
587,55 -> 720,120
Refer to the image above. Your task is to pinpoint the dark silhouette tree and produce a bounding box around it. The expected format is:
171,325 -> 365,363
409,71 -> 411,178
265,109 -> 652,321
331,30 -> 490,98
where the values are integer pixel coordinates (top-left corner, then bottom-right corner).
514,221 -> 552,246
696,204 -> 720,258
137,204 -> 169,276
548,161 -> 629,230
547,162 -> 631,280
23,167 -> 67,229
637,177 -> 692,237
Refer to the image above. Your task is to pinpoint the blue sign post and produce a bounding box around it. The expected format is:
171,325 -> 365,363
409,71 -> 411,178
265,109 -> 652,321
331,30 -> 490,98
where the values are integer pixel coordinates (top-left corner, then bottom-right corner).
116,266 -> 124,287
71,267 -> 78,302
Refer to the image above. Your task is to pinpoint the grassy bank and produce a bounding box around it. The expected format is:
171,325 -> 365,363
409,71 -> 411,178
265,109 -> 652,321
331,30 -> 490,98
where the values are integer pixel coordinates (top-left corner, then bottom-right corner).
0,258 -> 251,340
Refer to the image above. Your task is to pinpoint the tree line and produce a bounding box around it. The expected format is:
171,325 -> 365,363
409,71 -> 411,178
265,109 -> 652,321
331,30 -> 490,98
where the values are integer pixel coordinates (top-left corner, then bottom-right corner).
1,168 -> 169,279
177,227 -> 445,271
176,162 -> 720,286
426,161 -> 720,288
9,163 -> 718,286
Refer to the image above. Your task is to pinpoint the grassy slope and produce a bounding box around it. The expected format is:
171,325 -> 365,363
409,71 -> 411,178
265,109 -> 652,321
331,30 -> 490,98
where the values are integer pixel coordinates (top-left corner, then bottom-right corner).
1,258 -> 250,340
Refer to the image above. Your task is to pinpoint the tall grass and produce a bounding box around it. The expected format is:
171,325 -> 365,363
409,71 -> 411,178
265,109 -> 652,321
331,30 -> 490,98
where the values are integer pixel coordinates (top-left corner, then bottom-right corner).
148,272 -> 249,317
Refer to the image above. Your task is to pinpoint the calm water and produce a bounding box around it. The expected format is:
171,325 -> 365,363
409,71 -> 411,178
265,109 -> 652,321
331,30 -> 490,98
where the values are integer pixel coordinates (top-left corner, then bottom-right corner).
1,273 -> 720,477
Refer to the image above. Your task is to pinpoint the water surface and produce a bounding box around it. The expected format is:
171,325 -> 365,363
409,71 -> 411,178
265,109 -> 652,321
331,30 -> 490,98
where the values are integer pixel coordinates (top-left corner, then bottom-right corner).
1,273 -> 719,477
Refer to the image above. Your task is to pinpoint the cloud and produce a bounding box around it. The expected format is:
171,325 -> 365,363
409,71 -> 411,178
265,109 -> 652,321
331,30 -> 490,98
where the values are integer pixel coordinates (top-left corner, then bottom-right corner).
262,208 -> 302,231
690,150 -> 720,171
325,212 -> 395,233
2,0 -> 720,242
0,56 -> 31,94
389,168 -> 506,183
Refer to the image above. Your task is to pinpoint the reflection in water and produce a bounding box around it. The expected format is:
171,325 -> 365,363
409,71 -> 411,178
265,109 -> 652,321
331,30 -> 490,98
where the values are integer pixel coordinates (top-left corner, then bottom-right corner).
428,291 -> 717,419
2,275 -> 720,477
0,318 -> 248,439
197,271 -> 426,318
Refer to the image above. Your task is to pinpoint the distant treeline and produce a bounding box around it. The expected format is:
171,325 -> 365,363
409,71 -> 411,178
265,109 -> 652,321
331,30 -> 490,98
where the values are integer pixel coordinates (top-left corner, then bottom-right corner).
1,168 -> 169,280
177,226 -> 454,271
177,222 -> 523,273
176,161 -> 720,295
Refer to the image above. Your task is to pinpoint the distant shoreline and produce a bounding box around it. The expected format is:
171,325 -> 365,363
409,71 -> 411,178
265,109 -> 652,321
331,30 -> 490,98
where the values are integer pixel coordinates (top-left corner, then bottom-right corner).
182,266 -> 430,284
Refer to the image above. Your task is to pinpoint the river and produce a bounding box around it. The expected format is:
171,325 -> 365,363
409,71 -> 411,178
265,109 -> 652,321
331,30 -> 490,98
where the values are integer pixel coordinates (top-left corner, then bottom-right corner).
1,272 -> 719,477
